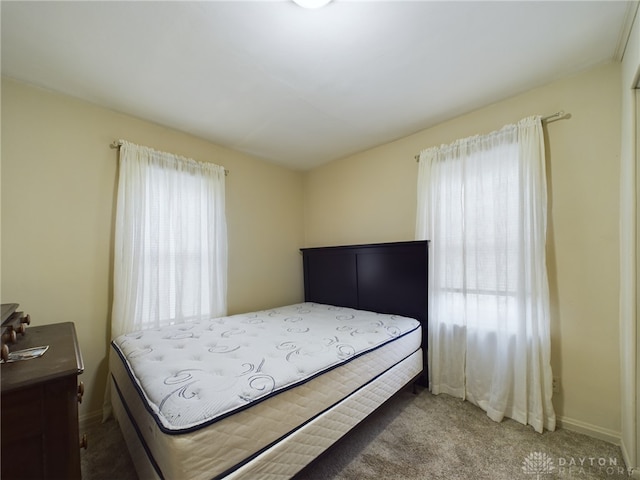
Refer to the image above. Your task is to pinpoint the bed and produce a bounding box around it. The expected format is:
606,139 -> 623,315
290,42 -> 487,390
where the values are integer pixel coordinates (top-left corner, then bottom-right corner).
109,240 -> 428,479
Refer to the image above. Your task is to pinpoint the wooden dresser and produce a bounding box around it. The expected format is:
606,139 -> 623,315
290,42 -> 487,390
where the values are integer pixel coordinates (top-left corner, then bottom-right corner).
1,321 -> 85,480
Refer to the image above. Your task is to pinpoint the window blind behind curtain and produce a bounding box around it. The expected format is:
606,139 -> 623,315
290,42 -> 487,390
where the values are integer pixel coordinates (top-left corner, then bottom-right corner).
111,140 -> 228,339
416,116 -> 555,433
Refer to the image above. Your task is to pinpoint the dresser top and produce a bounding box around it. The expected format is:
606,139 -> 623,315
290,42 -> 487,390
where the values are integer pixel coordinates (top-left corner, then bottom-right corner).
1,322 -> 84,393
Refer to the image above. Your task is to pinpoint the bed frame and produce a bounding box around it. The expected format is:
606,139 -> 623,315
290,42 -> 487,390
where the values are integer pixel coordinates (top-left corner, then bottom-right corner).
301,240 -> 429,386
111,240 -> 429,479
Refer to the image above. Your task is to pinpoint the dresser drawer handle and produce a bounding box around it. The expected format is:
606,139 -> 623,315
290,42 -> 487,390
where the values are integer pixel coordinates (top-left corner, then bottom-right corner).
79,434 -> 88,450
77,382 -> 85,403
21,314 -> 31,325
1,329 -> 16,344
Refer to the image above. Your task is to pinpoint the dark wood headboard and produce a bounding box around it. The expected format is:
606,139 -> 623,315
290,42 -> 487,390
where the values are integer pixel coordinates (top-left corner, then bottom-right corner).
300,240 -> 429,385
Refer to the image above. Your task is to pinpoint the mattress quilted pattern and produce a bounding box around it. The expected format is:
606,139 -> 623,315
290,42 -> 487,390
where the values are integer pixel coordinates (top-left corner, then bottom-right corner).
112,302 -> 420,433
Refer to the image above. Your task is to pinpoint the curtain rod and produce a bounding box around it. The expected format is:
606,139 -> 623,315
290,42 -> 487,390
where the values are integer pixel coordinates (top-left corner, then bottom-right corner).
110,141 -> 229,176
413,110 -> 568,162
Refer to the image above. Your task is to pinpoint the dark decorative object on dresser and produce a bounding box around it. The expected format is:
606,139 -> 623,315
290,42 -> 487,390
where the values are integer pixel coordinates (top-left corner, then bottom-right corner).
300,240 -> 429,386
1,306 -> 85,480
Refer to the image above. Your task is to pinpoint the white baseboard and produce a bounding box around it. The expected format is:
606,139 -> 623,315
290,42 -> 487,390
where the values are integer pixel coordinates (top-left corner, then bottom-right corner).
620,440 -> 640,478
554,417 -> 640,476
79,409 -> 104,431
620,439 -> 633,470
556,415 -> 621,446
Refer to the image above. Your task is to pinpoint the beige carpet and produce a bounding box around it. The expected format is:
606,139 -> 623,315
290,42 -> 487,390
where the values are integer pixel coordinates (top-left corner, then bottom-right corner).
81,386 -> 628,480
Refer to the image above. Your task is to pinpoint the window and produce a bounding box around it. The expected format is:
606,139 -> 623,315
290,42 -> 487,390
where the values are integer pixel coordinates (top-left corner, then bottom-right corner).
438,141 -> 520,332
416,116 -> 555,433
111,141 -> 227,338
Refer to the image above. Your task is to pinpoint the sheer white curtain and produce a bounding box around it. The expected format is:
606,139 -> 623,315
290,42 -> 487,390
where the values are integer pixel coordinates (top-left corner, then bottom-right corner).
416,116 -> 555,433
111,140 -> 228,339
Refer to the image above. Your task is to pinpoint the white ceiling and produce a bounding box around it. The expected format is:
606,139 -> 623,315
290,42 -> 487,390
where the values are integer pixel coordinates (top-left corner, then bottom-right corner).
1,1 -> 636,170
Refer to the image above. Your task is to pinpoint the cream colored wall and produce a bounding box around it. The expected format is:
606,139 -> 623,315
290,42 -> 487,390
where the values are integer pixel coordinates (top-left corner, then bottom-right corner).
0,78 -> 305,424
304,63 -> 623,440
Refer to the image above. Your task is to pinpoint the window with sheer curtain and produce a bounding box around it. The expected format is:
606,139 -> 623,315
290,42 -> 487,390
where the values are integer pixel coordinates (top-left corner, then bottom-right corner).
416,116 -> 555,433
110,141 -> 228,339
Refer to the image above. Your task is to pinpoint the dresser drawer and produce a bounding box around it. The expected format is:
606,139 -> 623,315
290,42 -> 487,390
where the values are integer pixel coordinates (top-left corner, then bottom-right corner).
1,386 -> 43,439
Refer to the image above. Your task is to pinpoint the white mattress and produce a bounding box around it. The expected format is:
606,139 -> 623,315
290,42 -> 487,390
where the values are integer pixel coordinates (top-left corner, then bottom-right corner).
110,303 -> 422,479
